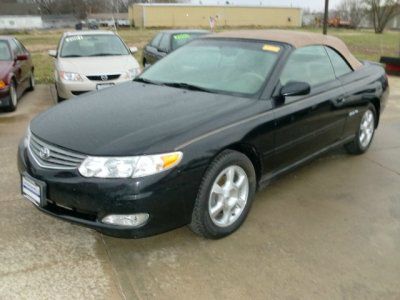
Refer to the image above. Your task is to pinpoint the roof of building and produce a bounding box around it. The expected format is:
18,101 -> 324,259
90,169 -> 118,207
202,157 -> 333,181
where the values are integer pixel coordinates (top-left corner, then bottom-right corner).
209,30 -> 362,70
131,3 -> 301,9
87,13 -> 128,20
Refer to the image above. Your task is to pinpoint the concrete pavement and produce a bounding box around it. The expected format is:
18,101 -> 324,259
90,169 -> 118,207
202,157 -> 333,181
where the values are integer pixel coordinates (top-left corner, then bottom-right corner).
0,80 -> 399,299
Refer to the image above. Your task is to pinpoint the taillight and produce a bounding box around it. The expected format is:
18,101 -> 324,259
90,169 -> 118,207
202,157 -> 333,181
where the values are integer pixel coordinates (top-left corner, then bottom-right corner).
0,80 -> 7,90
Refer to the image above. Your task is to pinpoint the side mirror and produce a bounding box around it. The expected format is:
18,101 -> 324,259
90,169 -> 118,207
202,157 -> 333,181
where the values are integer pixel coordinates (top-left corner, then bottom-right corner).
158,47 -> 168,54
16,54 -> 28,61
48,50 -> 57,58
280,81 -> 310,98
129,47 -> 138,54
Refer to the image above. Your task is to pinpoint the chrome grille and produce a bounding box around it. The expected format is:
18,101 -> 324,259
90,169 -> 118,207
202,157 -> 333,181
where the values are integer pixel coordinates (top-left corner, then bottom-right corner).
29,134 -> 86,169
87,74 -> 120,81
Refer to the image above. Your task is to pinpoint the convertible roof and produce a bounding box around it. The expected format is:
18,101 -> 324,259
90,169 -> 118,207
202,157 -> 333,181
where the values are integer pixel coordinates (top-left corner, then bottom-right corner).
209,30 -> 362,70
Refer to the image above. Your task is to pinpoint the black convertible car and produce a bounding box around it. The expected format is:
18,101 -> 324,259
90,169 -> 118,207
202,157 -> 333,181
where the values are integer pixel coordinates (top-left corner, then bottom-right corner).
18,30 -> 389,239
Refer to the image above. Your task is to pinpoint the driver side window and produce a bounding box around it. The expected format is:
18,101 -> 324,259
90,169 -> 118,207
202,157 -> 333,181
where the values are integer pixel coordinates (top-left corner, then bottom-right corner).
280,45 -> 336,88
158,34 -> 170,52
150,33 -> 162,48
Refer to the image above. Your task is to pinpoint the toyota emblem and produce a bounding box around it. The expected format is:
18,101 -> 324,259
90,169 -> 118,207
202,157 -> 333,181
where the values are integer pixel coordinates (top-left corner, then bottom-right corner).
39,147 -> 51,160
101,75 -> 108,81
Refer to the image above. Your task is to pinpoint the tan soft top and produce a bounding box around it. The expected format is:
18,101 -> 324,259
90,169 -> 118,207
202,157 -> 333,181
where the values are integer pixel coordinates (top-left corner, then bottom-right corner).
209,30 -> 362,70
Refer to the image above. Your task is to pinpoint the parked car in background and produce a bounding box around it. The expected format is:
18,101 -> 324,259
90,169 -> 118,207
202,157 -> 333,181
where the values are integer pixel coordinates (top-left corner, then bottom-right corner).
87,19 -> 99,29
116,19 -> 130,27
0,36 -> 34,112
142,29 -> 209,66
49,31 -> 140,101
19,30 -> 388,239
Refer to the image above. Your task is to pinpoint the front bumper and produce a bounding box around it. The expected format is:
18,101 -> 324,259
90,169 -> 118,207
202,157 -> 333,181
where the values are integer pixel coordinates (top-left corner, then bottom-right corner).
56,77 -> 133,99
18,141 -> 203,238
0,87 -> 11,108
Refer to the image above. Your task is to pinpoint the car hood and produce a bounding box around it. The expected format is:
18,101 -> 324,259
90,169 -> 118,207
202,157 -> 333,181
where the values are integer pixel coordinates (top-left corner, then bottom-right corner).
30,82 -> 257,156
0,61 -> 12,80
57,55 -> 139,75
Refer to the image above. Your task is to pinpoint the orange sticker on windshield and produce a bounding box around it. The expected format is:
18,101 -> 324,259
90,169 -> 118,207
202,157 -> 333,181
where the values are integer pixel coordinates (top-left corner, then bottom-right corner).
262,44 -> 281,53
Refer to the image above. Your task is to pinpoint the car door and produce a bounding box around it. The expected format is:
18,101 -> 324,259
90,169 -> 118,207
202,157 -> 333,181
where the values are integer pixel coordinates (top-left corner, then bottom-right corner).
14,39 -> 31,83
8,39 -> 25,93
270,45 -> 348,172
324,46 -> 364,139
144,33 -> 163,65
155,33 -> 171,61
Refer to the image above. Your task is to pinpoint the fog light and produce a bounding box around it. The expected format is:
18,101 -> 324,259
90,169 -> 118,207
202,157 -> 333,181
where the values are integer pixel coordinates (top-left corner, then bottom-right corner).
101,213 -> 149,228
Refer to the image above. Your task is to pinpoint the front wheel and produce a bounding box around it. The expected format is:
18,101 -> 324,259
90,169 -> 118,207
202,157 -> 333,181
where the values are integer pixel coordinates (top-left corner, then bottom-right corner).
27,70 -> 35,91
5,80 -> 18,112
189,150 -> 256,239
345,105 -> 376,155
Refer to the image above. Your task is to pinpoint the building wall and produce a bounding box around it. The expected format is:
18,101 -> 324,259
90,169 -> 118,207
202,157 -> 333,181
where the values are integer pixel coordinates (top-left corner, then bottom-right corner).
129,5 -> 302,28
0,16 -> 43,29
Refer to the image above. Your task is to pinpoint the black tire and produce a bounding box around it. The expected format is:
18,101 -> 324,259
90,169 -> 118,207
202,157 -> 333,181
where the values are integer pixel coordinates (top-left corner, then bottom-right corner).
189,150 -> 257,239
345,104 -> 377,155
55,84 -> 65,103
27,70 -> 35,91
5,79 -> 18,112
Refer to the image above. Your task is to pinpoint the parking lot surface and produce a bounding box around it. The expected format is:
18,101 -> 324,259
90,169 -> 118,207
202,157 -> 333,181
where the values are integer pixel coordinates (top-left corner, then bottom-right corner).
1,81 -> 400,299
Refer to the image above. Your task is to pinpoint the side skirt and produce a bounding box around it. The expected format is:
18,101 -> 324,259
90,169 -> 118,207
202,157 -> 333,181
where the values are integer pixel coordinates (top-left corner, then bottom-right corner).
258,135 -> 355,190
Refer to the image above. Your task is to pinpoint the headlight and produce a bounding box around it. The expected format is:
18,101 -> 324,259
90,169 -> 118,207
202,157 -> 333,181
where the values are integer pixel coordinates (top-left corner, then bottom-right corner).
59,71 -> 84,82
23,126 -> 31,148
121,68 -> 140,80
78,152 -> 183,178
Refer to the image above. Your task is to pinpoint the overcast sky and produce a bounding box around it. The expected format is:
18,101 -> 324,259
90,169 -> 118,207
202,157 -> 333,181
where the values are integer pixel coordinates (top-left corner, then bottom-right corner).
189,0 -> 342,12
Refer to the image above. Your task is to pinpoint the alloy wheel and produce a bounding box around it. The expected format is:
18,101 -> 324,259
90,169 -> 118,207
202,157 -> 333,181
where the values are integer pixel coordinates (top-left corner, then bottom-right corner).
30,73 -> 35,88
10,83 -> 17,107
359,109 -> 375,149
208,165 -> 249,228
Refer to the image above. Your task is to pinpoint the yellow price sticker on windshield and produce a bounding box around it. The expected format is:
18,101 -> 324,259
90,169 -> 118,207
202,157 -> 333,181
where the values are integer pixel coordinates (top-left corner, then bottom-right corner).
262,44 -> 281,53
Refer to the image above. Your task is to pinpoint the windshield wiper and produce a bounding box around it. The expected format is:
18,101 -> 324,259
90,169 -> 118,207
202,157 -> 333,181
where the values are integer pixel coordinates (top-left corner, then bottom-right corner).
62,54 -> 82,58
133,77 -> 163,85
89,53 -> 120,57
162,82 -> 212,93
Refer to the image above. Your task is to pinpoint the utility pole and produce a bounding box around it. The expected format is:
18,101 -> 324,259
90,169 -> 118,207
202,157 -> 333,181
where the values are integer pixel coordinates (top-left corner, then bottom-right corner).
323,0 -> 329,35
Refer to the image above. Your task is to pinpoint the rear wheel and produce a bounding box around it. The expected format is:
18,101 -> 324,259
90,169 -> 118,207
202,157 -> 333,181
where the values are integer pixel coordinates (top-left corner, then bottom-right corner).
189,150 -> 256,239
345,104 -> 376,154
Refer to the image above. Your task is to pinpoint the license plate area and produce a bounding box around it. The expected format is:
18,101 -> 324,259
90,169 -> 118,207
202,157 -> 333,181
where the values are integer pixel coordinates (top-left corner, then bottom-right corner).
96,83 -> 114,90
21,173 -> 46,207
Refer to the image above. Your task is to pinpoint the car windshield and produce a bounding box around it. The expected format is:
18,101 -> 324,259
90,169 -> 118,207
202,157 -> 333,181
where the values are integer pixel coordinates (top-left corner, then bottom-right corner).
0,41 -> 11,60
60,34 -> 130,58
171,32 -> 206,50
139,39 -> 282,96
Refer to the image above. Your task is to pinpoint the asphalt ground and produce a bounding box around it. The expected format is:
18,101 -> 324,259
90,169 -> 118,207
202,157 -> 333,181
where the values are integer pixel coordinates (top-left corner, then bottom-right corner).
1,79 -> 399,299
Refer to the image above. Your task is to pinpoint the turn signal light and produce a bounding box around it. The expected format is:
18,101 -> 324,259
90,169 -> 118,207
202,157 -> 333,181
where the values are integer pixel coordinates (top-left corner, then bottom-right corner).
0,80 -> 7,90
161,153 -> 182,169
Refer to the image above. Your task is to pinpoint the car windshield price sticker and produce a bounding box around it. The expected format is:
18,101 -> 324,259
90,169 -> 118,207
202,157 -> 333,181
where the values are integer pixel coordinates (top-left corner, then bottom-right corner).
262,44 -> 281,53
173,34 -> 191,40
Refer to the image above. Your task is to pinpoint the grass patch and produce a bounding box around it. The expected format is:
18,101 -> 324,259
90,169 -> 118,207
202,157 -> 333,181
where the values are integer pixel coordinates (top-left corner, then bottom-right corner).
6,27 -> 400,84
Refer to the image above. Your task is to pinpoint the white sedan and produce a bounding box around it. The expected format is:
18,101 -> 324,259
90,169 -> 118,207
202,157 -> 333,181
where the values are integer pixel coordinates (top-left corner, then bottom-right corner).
49,31 -> 140,101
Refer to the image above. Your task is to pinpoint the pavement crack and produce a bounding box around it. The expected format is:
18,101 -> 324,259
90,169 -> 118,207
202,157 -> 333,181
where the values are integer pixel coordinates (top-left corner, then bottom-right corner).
366,157 -> 400,177
100,234 -> 131,300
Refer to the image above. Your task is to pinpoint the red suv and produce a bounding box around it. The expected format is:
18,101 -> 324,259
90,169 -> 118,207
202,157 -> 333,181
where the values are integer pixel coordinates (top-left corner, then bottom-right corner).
0,36 -> 35,112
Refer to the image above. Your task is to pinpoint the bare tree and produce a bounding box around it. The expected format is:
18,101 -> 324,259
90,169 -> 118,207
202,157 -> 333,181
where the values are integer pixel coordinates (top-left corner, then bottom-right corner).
365,0 -> 400,33
337,0 -> 366,28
